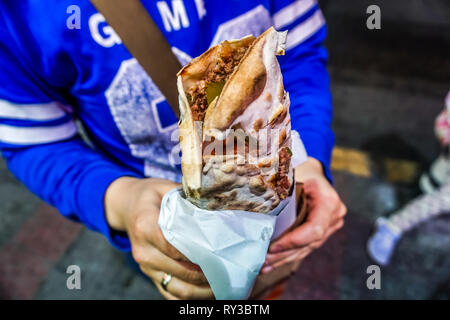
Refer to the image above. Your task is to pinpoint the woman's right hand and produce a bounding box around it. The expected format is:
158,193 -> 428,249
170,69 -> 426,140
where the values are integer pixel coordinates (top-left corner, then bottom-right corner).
104,177 -> 214,300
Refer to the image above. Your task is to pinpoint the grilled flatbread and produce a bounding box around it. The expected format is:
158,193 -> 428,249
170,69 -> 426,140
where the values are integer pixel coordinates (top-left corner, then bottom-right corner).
177,27 -> 293,213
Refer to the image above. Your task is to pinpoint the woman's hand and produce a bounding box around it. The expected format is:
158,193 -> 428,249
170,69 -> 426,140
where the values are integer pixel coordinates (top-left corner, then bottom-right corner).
104,177 -> 214,300
262,157 -> 346,273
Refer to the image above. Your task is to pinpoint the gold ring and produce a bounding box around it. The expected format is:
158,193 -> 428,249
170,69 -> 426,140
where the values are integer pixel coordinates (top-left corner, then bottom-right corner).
161,273 -> 172,291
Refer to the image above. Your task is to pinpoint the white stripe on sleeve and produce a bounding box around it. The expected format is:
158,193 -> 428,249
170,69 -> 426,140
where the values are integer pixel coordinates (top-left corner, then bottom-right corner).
285,9 -> 325,50
0,121 -> 77,145
273,0 -> 317,30
0,100 -> 67,121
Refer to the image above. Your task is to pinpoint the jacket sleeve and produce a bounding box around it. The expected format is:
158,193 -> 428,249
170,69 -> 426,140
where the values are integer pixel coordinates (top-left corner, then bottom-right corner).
271,0 -> 334,182
0,20 -> 136,251
1,139 -> 138,251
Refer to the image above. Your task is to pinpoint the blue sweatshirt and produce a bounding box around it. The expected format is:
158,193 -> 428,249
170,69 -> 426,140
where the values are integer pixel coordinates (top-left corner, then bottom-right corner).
0,0 -> 334,251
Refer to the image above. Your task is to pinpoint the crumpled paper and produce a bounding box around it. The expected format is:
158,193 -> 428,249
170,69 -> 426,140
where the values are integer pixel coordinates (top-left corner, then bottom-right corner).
158,130 -> 307,299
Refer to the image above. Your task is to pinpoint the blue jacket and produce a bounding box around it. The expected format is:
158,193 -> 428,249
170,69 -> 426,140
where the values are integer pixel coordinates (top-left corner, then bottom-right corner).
0,0 -> 334,250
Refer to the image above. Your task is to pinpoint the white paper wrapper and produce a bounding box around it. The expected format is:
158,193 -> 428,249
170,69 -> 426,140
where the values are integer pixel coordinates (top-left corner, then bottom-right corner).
158,130 -> 307,300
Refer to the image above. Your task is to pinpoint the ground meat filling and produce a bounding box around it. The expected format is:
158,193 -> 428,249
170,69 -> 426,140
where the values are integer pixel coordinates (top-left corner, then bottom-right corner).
270,147 -> 292,199
188,43 -> 251,121
189,82 -> 209,122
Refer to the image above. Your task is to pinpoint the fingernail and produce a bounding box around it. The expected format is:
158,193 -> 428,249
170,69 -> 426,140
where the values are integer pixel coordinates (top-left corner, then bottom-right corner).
265,253 -> 274,260
270,245 -> 283,253
261,265 -> 273,274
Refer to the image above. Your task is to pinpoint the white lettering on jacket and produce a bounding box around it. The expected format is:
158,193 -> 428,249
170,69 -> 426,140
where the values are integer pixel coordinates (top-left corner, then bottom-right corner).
89,13 -> 122,47
156,0 -> 190,32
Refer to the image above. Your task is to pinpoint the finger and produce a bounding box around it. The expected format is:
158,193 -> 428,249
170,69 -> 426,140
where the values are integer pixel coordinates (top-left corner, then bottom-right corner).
266,218 -> 345,272
300,218 -> 344,255
269,204 -> 330,253
271,250 -> 308,270
145,268 -> 180,300
338,203 -> 347,218
264,247 -> 309,267
328,203 -> 346,229
321,218 -> 344,243
149,270 -> 215,300
135,245 -> 209,286
133,206 -> 190,263
152,224 -> 190,263
155,282 -> 180,300
262,250 -> 308,274
262,247 -> 309,273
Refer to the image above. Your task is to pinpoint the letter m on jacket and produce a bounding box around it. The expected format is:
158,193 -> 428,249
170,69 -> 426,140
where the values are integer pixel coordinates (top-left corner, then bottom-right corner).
157,0 -> 190,32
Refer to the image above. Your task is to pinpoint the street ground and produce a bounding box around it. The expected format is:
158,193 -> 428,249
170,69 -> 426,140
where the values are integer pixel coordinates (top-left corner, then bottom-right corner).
0,0 -> 449,300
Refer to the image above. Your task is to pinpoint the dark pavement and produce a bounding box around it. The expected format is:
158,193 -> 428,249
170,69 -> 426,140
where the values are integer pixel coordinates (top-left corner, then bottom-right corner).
1,0 -> 449,300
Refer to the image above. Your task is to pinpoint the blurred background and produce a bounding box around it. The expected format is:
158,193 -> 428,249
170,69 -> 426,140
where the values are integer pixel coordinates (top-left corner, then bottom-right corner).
1,0 -> 449,299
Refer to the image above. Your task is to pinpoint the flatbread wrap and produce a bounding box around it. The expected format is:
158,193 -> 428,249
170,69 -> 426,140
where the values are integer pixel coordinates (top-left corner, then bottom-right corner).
177,27 -> 294,213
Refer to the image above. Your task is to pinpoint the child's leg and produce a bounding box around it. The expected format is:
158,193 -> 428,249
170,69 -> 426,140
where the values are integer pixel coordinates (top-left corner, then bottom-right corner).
368,182 -> 450,265
389,182 -> 450,232
419,92 -> 450,193
369,91 -> 450,265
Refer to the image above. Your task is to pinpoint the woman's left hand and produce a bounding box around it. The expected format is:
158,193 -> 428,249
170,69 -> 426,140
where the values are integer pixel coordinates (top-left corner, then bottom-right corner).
261,157 -> 347,273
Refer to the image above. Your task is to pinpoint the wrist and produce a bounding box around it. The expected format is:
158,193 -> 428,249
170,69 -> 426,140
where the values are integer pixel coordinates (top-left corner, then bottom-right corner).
294,157 -> 325,183
104,176 -> 141,232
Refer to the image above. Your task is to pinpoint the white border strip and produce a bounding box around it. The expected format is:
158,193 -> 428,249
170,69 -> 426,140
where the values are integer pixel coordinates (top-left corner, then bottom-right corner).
273,0 -> 317,30
286,9 -> 325,50
0,100 -> 67,121
0,121 -> 77,145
